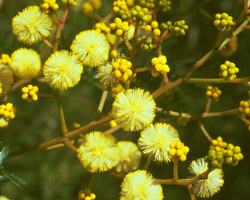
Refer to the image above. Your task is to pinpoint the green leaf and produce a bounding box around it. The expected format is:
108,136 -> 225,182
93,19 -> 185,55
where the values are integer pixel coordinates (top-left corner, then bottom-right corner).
1,168 -> 26,186
0,146 -> 9,164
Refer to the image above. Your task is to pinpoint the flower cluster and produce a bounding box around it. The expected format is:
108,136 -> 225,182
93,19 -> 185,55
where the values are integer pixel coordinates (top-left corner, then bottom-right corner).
97,57 -> 134,88
21,84 -> 39,101
110,17 -> 129,36
0,103 -> 15,128
207,136 -> 243,168
159,0 -> 171,12
79,191 -> 96,200
219,60 -> 239,80
113,0 -> 130,19
62,0 -> 77,6
112,58 -> 133,81
162,20 -> 189,36
206,85 -> 222,100
214,12 -> 235,32
151,55 -> 170,75
224,143 -> 244,166
40,0 -> 59,11
144,21 -> 161,36
140,0 -> 155,9
82,0 -> 102,14
130,5 -> 152,23
140,37 -> 155,50
95,22 -> 111,34
168,140 -> 190,162
239,100 -> 250,117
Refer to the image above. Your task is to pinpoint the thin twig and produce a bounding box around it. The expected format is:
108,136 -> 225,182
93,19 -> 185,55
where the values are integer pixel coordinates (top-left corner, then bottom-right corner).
198,122 -> 213,143
187,184 -> 197,200
97,90 -> 108,113
10,114 -> 113,157
103,125 -> 122,135
173,161 -> 179,181
143,155 -> 152,170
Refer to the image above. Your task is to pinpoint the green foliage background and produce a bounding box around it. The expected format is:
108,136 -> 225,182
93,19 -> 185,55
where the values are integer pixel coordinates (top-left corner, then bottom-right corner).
0,0 -> 249,199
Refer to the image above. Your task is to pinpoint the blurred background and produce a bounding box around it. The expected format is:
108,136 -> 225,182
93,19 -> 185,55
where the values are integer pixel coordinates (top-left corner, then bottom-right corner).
0,0 -> 249,199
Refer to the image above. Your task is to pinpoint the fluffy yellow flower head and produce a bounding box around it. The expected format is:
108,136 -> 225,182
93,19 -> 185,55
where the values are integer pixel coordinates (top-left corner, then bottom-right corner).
115,141 -> 142,173
188,158 -> 208,176
12,6 -> 52,45
138,123 -> 179,162
43,50 -> 83,90
96,62 -> 116,87
112,88 -> 156,131
10,48 -> 41,79
70,30 -> 110,67
120,170 -> 163,200
77,131 -> 119,173
193,169 -> 224,198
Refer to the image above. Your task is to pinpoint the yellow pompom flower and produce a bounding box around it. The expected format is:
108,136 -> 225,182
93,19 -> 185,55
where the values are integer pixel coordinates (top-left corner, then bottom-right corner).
71,30 -> 110,67
96,63 -> 116,87
43,50 -> 83,90
120,170 -> 163,200
10,48 -> 41,79
188,158 -> 208,176
138,123 -> 179,162
115,141 -> 142,173
12,6 -> 52,45
193,169 -> 224,198
112,88 -> 156,131
77,131 -> 119,173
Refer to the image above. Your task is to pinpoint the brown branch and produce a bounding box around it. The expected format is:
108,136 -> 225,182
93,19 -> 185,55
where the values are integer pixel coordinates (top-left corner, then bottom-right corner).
10,114 -> 113,157
10,79 -> 30,91
187,184 -> 197,200
151,19 -> 248,98
134,67 -> 150,73
154,170 -> 210,186
198,122 -> 213,142
54,8 -> 69,50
